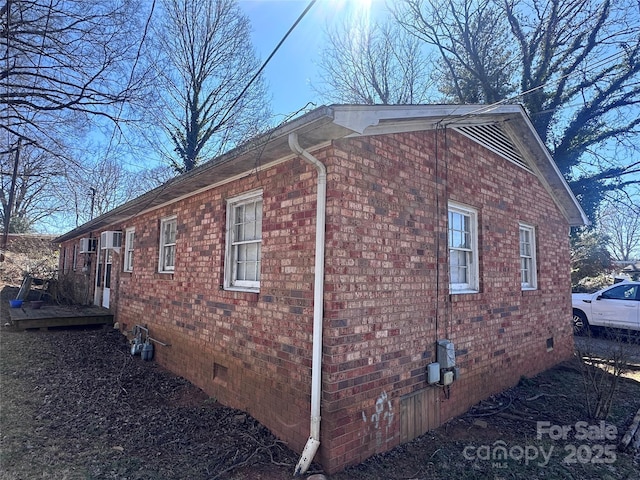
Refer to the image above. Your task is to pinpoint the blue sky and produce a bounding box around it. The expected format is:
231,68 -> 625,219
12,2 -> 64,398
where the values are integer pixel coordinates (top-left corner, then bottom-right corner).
238,0 -> 389,117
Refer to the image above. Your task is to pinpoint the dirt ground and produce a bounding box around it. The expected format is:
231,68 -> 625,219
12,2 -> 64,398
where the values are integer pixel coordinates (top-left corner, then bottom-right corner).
2,283 -> 640,480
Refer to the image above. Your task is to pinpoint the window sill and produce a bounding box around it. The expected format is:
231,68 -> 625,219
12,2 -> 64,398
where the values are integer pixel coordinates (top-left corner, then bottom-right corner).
521,288 -> 540,296
450,289 -> 479,295
222,286 -> 260,302
224,286 -> 260,294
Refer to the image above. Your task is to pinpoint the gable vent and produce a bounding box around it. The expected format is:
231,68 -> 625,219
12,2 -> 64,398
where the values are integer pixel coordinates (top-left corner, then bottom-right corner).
453,123 -> 531,172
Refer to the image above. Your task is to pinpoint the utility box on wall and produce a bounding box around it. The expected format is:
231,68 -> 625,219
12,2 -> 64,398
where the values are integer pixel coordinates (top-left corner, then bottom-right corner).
437,339 -> 456,368
427,362 -> 440,384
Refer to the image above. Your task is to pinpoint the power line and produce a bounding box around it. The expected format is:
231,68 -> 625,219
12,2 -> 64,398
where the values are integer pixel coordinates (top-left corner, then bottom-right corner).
80,1 -> 321,228
114,0 -> 318,173
216,0 -> 318,131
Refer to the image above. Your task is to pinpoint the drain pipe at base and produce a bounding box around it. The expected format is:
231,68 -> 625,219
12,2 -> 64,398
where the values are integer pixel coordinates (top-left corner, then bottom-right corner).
288,133 -> 326,476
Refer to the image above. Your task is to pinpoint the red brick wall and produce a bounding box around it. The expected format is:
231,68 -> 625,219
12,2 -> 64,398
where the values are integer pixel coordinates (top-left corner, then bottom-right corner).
59,127 -> 574,474
113,157 -> 319,454
318,129 -> 573,472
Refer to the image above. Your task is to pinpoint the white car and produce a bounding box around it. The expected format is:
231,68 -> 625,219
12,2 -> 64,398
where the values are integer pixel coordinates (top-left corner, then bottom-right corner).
572,281 -> 640,335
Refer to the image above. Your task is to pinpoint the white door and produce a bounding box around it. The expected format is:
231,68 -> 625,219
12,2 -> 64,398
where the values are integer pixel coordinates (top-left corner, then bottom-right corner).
94,246 -> 103,306
102,249 -> 113,308
591,283 -> 640,329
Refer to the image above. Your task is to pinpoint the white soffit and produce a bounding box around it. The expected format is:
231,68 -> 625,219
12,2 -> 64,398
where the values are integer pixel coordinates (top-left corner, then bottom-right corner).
453,123 -> 532,173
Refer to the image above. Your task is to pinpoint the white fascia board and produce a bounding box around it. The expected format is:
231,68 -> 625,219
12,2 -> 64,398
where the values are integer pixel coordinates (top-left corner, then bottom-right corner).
330,104 -> 523,135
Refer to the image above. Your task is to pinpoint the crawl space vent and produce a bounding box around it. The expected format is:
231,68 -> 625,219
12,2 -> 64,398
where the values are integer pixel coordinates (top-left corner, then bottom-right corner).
454,123 -> 532,172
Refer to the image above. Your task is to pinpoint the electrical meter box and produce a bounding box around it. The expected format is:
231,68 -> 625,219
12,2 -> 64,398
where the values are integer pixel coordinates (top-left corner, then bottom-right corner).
427,362 -> 440,384
437,339 -> 456,368
442,371 -> 454,386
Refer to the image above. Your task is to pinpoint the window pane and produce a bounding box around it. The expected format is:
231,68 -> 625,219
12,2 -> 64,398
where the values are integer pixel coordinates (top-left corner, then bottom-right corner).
520,229 -> 531,256
164,245 -> 175,269
450,249 -> 468,284
449,211 -> 460,231
449,211 -> 470,249
235,204 -> 245,225
236,221 -> 245,242
237,257 -> 246,281
235,245 -> 260,281
244,261 -> 258,281
256,201 -> 262,233
246,243 -> 258,261
451,231 -> 461,249
521,257 -> 530,284
164,221 -> 176,244
246,202 -> 256,224
237,200 -> 260,241
607,285 -> 637,300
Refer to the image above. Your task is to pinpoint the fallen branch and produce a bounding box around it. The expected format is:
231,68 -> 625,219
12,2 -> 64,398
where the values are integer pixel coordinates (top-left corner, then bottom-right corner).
619,408 -> 640,451
210,447 -> 260,480
525,393 -> 568,401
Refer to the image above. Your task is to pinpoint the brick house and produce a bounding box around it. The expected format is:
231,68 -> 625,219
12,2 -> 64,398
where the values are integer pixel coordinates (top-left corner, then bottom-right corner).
54,104 -> 587,474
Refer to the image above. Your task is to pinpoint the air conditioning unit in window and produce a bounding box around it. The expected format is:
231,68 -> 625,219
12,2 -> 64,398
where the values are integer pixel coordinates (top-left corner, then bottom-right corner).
79,237 -> 97,254
100,231 -> 122,250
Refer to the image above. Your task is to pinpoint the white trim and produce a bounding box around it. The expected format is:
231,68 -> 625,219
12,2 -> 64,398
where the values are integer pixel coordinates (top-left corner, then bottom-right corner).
124,227 -> 135,272
448,201 -> 479,294
519,223 -> 538,290
224,190 -> 263,292
158,216 -> 177,273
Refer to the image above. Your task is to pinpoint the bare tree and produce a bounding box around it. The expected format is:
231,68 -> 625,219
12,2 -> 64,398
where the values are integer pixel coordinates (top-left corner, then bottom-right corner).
147,0 -> 271,173
1,0 -> 152,239
599,198 -> 640,261
316,14 -> 434,104
51,156 -> 162,230
394,0 -> 640,219
2,0 -> 148,149
0,143 -> 67,233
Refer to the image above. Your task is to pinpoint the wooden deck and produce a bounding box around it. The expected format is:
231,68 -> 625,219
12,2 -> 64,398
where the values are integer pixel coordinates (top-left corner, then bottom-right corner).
7,303 -> 113,330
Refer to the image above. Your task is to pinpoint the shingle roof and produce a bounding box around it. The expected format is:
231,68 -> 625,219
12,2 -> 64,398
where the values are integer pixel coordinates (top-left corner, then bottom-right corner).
54,104 -> 588,243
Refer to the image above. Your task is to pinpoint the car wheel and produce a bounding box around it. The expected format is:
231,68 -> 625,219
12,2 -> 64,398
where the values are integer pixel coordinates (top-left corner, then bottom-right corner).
572,310 -> 589,336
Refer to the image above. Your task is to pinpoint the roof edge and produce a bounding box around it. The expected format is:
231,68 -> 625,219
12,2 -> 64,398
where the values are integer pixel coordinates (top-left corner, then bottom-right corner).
54,103 -> 588,243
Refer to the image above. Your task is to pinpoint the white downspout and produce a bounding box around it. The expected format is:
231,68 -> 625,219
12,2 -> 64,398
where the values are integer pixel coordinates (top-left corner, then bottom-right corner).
288,132 -> 326,476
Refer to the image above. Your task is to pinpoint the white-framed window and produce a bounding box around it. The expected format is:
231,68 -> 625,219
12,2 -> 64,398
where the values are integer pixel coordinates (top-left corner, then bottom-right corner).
124,227 -> 135,272
448,202 -> 479,293
72,244 -> 78,271
224,190 -> 263,292
519,223 -> 537,290
158,216 -> 177,273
